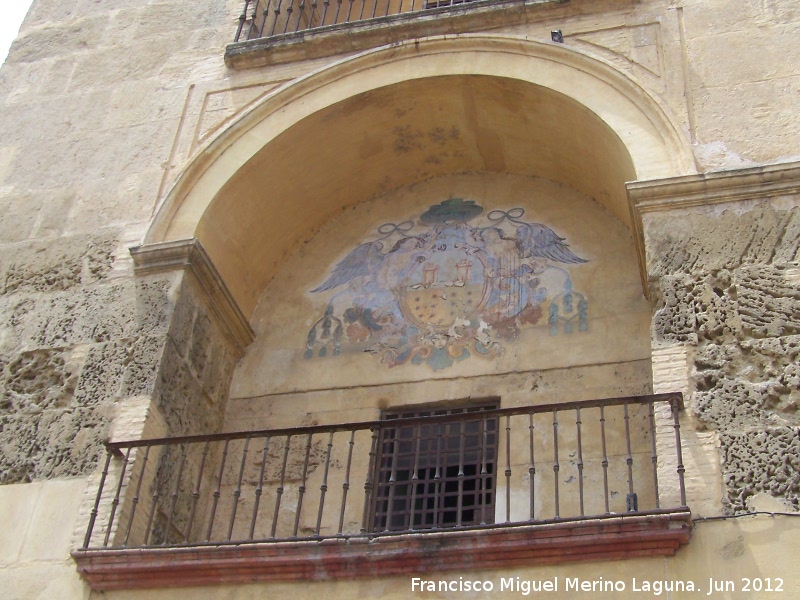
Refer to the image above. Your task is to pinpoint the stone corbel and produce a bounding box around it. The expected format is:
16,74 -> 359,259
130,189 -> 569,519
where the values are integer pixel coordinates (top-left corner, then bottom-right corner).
129,238 -> 255,357
627,160 -> 800,300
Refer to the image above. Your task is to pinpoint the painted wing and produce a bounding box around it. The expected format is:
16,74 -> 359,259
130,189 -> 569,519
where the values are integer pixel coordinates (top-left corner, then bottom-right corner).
310,242 -> 384,293
515,223 -> 587,264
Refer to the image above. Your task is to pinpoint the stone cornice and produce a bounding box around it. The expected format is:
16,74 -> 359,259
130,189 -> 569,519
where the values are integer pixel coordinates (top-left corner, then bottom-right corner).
627,161 -> 800,299
130,239 -> 255,356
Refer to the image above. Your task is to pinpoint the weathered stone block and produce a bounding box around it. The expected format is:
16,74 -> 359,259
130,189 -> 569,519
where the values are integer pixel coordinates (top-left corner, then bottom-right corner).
167,279 -> 197,360
0,234 -> 116,296
6,278 -> 173,351
721,427 -> 800,513
736,265 -> 800,337
0,189 -> 40,243
155,346 -> 221,436
694,373 -> 778,431
3,348 -> 78,413
188,312 -> 213,384
0,403 -> 113,484
133,1 -> 232,37
645,204 -> 799,278
652,274 -> 699,343
5,16 -> 108,64
121,335 -> 168,397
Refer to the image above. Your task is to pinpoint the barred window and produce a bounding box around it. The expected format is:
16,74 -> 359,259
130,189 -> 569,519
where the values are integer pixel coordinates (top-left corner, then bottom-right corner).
373,403 -> 498,532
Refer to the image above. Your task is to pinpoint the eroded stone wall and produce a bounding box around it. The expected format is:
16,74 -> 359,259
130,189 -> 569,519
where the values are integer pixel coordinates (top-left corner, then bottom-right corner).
155,274 -> 238,437
0,235 -> 239,486
0,232 -> 176,483
129,272 -> 240,546
0,0 -> 243,487
648,201 -> 800,513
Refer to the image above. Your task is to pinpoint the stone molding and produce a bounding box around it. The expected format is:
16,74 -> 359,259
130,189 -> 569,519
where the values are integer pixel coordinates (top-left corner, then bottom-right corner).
627,161 -> 800,298
130,239 -> 255,356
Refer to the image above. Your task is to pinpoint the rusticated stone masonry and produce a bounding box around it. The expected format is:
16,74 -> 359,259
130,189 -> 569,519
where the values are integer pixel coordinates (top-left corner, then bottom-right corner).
0,233 -> 242,485
649,202 -> 800,514
155,273 -> 238,437
0,231 -> 167,483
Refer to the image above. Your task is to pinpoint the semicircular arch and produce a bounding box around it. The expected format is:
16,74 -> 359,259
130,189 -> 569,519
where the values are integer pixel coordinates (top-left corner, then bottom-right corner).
146,35 -> 694,317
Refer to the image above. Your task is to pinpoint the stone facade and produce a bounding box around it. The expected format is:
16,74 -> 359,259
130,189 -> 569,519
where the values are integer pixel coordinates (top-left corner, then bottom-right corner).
632,170 -> 800,515
0,0 -> 799,598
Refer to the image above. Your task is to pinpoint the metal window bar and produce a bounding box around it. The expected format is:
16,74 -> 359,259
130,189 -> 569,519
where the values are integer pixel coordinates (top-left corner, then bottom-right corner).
79,393 -> 686,551
373,404 -> 498,532
233,0 -> 484,43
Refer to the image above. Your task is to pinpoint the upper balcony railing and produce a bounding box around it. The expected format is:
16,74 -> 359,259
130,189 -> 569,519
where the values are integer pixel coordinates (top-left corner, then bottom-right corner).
234,0 -> 480,42
73,393 -> 690,589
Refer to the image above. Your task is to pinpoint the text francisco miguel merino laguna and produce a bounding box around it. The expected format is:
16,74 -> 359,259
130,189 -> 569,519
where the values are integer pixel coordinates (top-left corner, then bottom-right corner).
410,575 -> 773,596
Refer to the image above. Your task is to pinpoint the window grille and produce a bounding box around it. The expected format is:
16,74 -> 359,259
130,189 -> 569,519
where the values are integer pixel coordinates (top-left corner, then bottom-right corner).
373,403 -> 498,531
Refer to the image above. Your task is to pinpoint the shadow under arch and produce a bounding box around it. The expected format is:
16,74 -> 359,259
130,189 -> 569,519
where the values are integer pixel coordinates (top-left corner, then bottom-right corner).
145,34 -> 695,318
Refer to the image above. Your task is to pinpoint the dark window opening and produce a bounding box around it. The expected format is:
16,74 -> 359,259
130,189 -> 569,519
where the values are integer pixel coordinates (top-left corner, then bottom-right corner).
373,403 -> 498,532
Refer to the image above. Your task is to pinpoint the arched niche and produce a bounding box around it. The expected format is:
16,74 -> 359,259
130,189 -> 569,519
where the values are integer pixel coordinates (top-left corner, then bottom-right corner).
146,35 -> 694,318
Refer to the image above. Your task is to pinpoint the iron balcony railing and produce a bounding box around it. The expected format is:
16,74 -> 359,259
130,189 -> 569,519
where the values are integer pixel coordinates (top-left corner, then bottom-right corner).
234,0 -> 481,43
80,393 -> 687,551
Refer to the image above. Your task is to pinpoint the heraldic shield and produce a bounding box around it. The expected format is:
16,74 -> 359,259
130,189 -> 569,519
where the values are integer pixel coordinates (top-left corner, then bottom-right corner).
305,199 -> 589,370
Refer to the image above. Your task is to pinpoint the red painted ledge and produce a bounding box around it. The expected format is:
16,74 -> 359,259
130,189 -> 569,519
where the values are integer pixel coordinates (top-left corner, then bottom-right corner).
73,510 -> 692,591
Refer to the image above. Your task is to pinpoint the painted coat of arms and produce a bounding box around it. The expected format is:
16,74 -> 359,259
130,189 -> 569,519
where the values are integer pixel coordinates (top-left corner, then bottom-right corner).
305,199 -> 589,370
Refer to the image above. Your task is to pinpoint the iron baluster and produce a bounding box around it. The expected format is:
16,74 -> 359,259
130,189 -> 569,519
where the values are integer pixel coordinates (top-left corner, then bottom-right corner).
283,1 -> 293,34
256,0 -> 271,39
528,413 -> 535,521
337,429 -> 355,535
576,407 -> 585,517
185,441 -> 209,543
205,439 -> 230,542
143,478 -> 159,546
163,443 -> 189,545
249,436 -> 271,540
599,405 -> 610,514
431,422 -> 443,529
122,444 -> 151,547
315,431 -> 335,536
624,401 -> 636,511
103,446 -> 132,548
407,424 -> 422,531
479,417 -> 489,525
361,426 -> 379,533
648,400 -> 660,509
227,438 -> 251,542
552,409 -> 560,519
269,0 -> 284,36
672,398 -> 687,507
321,0 -> 330,25
245,0 -> 261,39
383,431 -> 401,531
271,435 -> 292,538
234,0 -> 254,42
83,450 -> 114,549
293,0 -> 306,33
504,415 -> 511,522
455,419 -> 467,527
